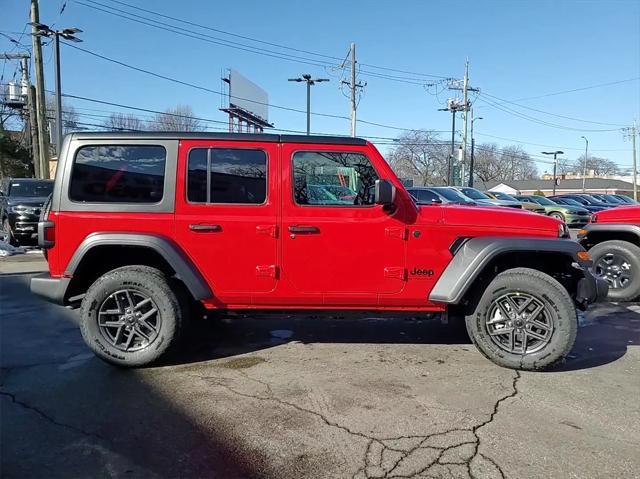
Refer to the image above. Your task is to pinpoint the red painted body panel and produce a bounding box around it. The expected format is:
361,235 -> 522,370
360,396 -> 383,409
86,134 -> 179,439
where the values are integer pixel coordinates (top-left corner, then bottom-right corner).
593,205 -> 640,224
46,139 -> 562,312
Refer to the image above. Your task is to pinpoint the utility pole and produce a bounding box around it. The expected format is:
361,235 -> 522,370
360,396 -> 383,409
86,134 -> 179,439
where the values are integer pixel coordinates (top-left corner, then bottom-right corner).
341,43 -> 366,137
447,63 -> 479,186
31,22 -> 82,156
623,122 -> 638,201
30,0 -> 51,179
581,136 -> 589,193
288,74 -> 329,135
542,150 -> 564,195
469,110 -> 483,188
1,52 -> 40,176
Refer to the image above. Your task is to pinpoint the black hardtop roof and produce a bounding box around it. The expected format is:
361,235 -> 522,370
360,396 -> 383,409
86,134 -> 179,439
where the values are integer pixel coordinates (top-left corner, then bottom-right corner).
67,131 -> 368,145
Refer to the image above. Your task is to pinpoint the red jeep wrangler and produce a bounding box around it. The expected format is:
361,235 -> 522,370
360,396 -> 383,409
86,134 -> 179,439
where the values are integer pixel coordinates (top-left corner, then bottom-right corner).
31,132 -> 607,370
578,205 -> 640,301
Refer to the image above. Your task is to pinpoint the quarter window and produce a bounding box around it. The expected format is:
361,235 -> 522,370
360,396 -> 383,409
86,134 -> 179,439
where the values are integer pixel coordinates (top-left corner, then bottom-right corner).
187,148 -> 267,204
292,151 -> 379,206
69,145 -> 166,203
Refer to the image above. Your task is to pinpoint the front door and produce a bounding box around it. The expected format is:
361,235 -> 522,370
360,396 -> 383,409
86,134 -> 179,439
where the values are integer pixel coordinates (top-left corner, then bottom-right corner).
280,144 -> 406,305
175,140 -> 278,305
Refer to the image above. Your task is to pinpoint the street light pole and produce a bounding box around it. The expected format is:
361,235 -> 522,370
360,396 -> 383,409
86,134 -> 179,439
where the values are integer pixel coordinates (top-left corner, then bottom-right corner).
581,136 -> 589,192
288,74 -> 329,135
542,150 -> 564,195
469,111 -> 483,188
30,23 -> 82,154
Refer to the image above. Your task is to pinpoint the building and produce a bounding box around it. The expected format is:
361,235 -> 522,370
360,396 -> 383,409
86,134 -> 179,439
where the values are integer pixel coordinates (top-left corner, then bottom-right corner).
476,178 -> 636,197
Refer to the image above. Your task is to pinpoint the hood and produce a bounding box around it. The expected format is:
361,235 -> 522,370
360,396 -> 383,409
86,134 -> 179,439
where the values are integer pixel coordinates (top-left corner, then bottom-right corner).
6,196 -> 50,207
425,204 -> 562,236
593,205 -> 640,223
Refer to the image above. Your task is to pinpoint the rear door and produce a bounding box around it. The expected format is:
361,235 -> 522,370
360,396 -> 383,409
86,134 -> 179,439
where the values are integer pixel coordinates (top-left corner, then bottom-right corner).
175,140 -> 279,304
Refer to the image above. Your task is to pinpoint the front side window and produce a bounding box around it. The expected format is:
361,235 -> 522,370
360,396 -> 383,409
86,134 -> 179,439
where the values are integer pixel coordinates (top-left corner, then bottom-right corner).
187,148 -> 267,204
69,145 -> 166,203
292,151 -> 379,206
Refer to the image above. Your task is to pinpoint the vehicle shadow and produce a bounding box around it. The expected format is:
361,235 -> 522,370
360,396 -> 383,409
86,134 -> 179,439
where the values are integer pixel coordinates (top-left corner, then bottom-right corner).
169,306 -> 639,372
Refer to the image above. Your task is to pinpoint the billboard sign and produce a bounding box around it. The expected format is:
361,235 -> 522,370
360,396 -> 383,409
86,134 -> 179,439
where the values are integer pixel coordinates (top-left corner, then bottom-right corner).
229,69 -> 269,122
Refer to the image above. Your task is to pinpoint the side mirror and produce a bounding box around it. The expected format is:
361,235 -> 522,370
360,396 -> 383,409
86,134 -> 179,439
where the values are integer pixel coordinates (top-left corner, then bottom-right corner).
374,179 -> 396,206
431,198 -> 443,204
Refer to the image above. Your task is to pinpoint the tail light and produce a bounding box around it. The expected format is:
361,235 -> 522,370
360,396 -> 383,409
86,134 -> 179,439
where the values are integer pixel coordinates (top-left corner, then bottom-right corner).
38,218 -> 55,249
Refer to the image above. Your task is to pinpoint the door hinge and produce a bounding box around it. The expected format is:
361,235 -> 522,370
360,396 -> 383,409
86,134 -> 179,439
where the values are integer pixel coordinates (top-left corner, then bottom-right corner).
256,265 -> 278,278
384,267 -> 407,281
385,227 -> 407,240
256,224 -> 278,238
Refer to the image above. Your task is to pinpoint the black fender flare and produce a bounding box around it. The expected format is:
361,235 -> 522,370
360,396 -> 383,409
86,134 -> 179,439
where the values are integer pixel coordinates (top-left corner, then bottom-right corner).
577,223 -> 640,247
428,237 -> 588,304
65,233 -> 212,301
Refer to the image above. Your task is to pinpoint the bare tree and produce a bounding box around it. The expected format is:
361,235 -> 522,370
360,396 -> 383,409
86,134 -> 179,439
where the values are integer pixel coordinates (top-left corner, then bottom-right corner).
574,154 -> 619,177
473,143 -> 538,182
46,95 -> 79,133
387,130 -> 449,185
149,105 -> 202,132
103,113 -> 144,131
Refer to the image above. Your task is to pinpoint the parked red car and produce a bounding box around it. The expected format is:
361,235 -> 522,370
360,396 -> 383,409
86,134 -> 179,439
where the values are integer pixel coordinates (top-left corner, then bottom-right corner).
31,132 -> 606,370
578,205 -> 640,301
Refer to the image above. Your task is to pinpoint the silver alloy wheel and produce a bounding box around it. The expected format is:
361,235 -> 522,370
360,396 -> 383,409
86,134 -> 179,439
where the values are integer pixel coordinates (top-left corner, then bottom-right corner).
595,253 -> 632,290
485,292 -> 555,354
97,289 -> 161,352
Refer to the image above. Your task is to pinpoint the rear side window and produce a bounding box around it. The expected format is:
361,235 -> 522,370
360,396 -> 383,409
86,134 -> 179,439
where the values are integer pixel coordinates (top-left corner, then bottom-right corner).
187,148 -> 267,204
69,145 -> 166,203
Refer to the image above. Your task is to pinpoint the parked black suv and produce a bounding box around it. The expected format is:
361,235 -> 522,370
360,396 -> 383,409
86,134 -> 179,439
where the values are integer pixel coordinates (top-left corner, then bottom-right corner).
0,178 -> 54,245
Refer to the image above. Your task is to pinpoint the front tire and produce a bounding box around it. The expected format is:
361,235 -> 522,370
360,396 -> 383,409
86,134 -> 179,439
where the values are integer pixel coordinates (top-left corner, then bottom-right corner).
549,211 -> 565,222
79,266 -> 184,367
2,219 -> 16,246
465,268 -> 577,371
591,240 -> 640,302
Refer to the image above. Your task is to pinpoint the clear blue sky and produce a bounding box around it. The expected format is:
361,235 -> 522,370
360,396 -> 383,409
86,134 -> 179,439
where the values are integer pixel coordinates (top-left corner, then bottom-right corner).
2,0 -> 639,174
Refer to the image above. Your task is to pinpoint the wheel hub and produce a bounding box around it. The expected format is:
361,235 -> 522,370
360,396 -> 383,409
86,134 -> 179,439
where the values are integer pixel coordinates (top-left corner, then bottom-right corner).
97,289 -> 161,352
485,292 -> 555,355
596,253 -> 632,290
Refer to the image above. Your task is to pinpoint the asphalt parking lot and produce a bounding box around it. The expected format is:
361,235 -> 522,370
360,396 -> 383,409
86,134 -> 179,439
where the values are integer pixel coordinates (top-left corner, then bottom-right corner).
1,253 -> 639,479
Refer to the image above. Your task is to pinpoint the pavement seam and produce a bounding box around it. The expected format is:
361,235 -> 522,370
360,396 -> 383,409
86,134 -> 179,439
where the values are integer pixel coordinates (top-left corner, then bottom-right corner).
0,390 -> 104,441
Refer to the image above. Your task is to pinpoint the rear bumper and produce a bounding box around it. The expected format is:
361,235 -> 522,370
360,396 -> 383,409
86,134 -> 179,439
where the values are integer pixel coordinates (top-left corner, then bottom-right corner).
30,273 -> 70,305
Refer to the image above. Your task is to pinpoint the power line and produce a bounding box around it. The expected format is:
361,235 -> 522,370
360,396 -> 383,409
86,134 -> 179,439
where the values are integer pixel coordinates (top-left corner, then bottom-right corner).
96,0 -> 451,80
476,96 -> 621,133
508,77 -> 640,102
480,91 -> 629,127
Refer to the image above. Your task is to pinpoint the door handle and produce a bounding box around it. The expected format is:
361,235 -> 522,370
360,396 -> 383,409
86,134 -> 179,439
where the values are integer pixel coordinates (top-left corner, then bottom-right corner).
288,225 -> 320,234
189,224 -> 222,232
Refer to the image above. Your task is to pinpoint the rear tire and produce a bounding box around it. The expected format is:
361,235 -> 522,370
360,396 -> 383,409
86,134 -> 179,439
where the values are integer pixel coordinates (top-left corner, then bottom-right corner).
465,267 -> 577,371
590,240 -> 640,302
79,266 -> 184,367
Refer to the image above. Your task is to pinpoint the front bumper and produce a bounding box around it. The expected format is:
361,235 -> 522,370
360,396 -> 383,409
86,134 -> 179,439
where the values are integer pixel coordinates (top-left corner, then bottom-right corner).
575,263 -> 609,308
30,273 -> 70,305
8,212 -> 40,238
564,214 -> 590,227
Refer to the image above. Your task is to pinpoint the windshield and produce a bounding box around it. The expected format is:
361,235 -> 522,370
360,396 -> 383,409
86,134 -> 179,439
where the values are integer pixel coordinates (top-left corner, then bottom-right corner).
493,192 -> 517,201
459,187 -> 490,200
8,181 -> 53,198
433,187 -> 471,202
558,198 -> 582,206
530,196 -> 557,206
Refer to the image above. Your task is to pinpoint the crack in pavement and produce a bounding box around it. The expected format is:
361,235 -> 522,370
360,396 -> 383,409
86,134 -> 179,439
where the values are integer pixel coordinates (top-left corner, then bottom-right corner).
0,390 -> 104,442
185,369 -> 521,479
